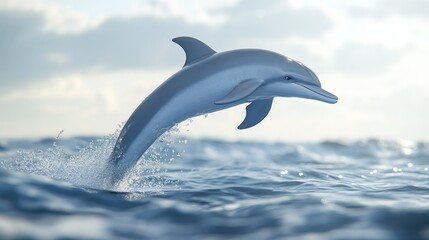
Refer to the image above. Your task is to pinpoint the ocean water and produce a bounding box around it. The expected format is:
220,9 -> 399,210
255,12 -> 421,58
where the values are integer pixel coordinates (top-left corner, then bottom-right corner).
0,129 -> 429,239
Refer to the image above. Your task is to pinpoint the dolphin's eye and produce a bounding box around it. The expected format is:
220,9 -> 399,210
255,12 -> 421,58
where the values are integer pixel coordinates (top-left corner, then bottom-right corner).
284,76 -> 293,81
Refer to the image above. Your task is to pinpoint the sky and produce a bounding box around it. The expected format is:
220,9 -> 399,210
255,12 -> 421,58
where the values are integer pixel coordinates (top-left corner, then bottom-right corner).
0,0 -> 428,142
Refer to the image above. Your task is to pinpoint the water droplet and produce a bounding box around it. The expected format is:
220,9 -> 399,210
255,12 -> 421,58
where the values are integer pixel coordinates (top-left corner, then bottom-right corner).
280,170 -> 288,175
407,162 -> 413,168
425,168 -> 428,171
298,172 -> 304,177
393,167 -> 398,172
338,175 -> 343,179
55,130 -> 64,140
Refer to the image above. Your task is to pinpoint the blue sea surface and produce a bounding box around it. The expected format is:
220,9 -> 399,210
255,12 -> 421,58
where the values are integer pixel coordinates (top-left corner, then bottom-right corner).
0,130 -> 429,239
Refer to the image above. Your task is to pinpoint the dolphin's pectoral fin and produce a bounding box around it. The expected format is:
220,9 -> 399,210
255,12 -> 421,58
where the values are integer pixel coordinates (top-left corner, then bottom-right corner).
172,37 -> 216,67
214,79 -> 264,105
238,98 -> 273,129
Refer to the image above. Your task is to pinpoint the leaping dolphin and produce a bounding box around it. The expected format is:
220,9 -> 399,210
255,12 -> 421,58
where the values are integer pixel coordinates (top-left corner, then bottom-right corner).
107,36 -> 337,186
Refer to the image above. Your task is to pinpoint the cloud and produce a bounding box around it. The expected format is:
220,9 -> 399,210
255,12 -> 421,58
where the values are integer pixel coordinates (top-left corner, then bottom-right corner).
0,0 -> 332,93
0,9 -> 192,92
215,0 -> 331,42
330,43 -> 399,75
383,0 -> 429,18
0,69 -> 171,137
0,0 -> 101,34
0,10 -> 54,90
349,0 -> 429,19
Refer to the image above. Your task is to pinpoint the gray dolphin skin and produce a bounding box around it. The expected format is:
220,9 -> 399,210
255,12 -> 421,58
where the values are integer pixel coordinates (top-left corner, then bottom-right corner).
107,36 -> 338,186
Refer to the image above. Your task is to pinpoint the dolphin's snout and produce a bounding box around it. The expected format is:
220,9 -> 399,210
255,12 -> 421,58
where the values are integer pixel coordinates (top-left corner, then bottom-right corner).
283,73 -> 338,104
294,82 -> 338,104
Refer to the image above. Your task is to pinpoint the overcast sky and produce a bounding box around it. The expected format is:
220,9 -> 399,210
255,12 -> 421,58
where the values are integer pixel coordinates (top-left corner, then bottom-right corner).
1,0 -> 428,142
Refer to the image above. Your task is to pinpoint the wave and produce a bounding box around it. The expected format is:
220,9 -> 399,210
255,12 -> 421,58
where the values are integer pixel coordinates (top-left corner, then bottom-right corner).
1,133 -> 428,239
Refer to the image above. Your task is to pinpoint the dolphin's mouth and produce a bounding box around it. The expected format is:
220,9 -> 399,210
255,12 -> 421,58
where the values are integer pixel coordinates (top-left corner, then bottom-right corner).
294,82 -> 338,104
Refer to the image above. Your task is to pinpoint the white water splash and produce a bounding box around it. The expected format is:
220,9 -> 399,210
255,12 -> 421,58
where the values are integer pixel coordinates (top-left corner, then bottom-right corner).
8,120 -> 193,194
119,123 -> 183,194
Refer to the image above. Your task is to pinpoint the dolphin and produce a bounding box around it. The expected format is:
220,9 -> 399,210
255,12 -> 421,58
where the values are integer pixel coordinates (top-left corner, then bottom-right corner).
107,36 -> 337,186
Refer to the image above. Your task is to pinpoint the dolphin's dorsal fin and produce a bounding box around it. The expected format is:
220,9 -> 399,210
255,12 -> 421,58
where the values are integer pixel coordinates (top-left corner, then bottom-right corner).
172,37 -> 216,67
214,79 -> 264,105
238,98 -> 273,129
